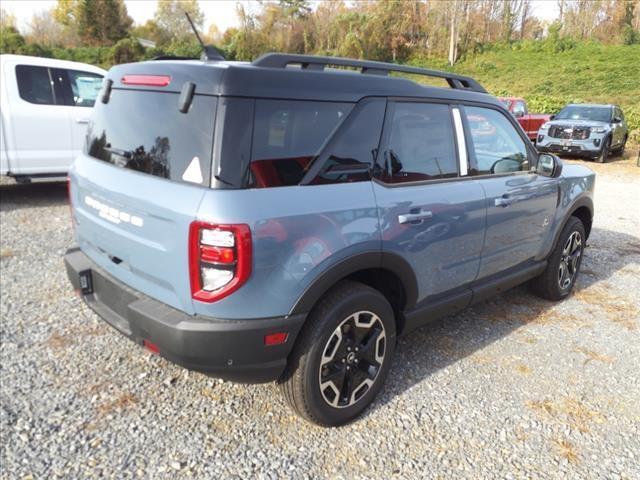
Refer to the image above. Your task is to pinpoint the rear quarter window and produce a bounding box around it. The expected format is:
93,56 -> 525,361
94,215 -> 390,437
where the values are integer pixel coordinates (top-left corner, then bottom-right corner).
248,100 -> 353,188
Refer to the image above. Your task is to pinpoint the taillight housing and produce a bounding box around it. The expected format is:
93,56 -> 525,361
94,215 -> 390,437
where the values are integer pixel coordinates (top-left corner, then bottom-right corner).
189,222 -> 252,303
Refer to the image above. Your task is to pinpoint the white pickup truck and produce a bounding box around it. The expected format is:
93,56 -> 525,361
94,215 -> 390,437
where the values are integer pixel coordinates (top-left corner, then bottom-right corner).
1,55 -> 105,183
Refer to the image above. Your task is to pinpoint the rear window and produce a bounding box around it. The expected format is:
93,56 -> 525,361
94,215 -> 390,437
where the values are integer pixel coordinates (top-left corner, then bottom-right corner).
248,100 -> 353,188
87,89 -> 217,186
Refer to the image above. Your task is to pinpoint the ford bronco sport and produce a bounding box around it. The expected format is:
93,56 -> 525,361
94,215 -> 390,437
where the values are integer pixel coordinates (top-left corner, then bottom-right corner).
65,53 -> 595,426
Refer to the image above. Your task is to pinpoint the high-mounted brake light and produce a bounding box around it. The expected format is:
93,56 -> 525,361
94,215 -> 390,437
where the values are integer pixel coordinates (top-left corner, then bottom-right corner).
121,74 -> 171,87
189,222 -> 252,303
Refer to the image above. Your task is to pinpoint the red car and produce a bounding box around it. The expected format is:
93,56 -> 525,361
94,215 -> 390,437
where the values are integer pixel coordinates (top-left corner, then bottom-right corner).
498,97 -> 551,143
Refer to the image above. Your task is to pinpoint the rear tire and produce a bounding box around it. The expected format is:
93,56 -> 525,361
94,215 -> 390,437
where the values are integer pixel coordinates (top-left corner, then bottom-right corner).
279,281 -> 396,426
530,216 -> 586,301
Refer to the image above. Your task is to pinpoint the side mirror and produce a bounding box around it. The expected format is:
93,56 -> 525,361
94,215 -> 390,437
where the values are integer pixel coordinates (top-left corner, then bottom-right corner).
549,114 -> 556,120
537,153 -> 562,178
613,116 -> 622,123
514,110 -> 524,118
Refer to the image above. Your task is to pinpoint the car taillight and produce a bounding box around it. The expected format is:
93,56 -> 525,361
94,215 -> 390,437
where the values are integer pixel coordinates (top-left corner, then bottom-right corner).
189,222 -> 252,302
121,74 -> 171,87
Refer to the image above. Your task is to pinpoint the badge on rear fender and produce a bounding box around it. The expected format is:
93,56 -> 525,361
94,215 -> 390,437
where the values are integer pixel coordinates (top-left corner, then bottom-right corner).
182,157 -> 203,184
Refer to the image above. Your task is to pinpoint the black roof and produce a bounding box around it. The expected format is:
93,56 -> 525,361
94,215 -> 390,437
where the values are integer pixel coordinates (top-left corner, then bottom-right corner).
107,53 -> 498,106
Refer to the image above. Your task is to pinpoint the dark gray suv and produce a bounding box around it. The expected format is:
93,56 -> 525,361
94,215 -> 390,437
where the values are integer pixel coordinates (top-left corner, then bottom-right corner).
537,104 -> 629,163
65,53 -> 596,426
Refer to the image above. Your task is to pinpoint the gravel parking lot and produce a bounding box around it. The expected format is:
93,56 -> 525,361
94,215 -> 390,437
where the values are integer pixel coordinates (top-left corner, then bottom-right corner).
1,153 -> 639,479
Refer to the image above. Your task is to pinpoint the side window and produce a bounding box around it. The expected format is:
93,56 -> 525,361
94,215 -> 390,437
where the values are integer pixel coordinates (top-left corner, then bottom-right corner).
382,102 -> 458,183
311,100 -> 386,185
51,68 -> 103,107
15,65 -> 55,105
465,106 -> 530,175
65,69 -> 103,107
249,100 -> 353,188
513,101 -> 527,116
615,108 -> 624,121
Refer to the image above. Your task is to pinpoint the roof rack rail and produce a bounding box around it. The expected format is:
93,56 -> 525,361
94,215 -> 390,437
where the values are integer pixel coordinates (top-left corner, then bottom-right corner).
152,55 -> 198,61
252,53 -> 487,93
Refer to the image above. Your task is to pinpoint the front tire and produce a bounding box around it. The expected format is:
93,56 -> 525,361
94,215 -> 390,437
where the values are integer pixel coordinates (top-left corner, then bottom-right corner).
530,216 -> 586,301
595,136 -> 610,163
279,281 -> 396,426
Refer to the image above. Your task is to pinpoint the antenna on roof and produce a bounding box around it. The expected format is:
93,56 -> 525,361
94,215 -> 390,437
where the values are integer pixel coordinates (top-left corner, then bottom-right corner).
184,11 -> 225,61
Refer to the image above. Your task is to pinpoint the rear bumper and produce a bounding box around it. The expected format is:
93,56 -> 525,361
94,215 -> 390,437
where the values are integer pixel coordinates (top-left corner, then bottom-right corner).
64,247 -> 305,383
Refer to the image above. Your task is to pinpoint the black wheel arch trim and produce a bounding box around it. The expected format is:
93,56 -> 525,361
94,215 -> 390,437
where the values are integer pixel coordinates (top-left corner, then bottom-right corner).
553,196 -> 594,248
289,251 -> 419,316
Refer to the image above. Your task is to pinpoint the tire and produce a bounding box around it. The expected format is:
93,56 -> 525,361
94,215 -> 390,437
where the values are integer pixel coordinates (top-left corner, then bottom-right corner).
530,216 -> 586,301
595,136 -> 610,163
615,136 -> 627,157
279,280 -> 396,426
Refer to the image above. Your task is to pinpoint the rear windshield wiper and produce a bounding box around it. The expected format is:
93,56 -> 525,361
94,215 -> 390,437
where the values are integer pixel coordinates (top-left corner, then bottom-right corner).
104,146 -> 133,159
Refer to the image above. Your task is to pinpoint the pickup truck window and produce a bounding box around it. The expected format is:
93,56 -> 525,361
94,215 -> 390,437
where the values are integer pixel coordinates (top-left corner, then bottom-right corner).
513,101 -> 527,116
16,65 -> 55,105
52,68 -> 103,107
465,106 -> 529,174
382,102 -> 458,183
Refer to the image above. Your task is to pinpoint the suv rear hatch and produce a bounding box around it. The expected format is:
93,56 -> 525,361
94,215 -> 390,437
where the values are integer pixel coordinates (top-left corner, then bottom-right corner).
69,61 -> 221,314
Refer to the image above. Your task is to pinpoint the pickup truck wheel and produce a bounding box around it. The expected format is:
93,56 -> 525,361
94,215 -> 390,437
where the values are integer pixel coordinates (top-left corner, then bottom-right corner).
279,281 -> 396,426
595,137 -> 610,163
530,216 -> 585,301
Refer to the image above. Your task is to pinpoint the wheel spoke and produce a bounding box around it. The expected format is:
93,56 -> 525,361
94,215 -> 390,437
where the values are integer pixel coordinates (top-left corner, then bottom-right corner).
318,310 -> 387,409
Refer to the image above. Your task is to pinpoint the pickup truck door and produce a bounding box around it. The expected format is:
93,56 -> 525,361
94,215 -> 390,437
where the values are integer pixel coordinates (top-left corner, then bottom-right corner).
374,102 -> 486,304
462,105 -> 558,279
8,63 -> 74,175
50,68 -> 104,158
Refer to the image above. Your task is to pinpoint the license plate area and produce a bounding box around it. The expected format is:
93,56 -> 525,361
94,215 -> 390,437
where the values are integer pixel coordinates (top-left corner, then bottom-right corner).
79,269 -> 94,295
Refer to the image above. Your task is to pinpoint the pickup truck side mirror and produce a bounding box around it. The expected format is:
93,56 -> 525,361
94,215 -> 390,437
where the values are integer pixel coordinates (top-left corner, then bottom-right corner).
549,114 -> 556,120
537,153 -> 562,178
513,110 -> 524,118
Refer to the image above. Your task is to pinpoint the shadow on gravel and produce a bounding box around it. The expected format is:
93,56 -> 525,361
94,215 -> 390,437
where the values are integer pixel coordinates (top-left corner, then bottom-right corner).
373,226 -> 640,413
0,182 -> 68,213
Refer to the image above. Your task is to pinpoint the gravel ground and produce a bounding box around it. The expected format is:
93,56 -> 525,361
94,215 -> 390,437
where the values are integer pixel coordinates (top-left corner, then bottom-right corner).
1,153 -> 639,479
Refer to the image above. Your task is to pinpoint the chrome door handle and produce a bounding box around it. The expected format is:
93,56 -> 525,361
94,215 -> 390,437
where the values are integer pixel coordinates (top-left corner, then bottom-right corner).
398,210 -> 433,224
75,118 -> 90,124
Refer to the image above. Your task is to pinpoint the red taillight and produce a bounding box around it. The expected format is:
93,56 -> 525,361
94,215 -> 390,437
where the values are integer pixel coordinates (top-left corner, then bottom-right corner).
121,74 -> 171,87
189,222 -> 252,303
264,332 -> 288,346
143,339 -> 160,354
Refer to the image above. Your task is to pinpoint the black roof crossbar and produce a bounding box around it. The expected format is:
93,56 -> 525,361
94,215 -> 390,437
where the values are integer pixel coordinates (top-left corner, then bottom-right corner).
252,53 -> 487,93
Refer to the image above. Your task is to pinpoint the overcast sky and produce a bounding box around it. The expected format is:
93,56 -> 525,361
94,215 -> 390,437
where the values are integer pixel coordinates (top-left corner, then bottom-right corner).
3,0 -> 560,33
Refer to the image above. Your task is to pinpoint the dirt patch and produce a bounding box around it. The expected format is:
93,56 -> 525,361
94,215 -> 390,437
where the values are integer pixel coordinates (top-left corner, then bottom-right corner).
573,284 -> 637,331
527,396 -> 605,433
45,332 -> 74,350
96,393 -> 138,416
553,438 -> 579,464
572,347 -> 615,365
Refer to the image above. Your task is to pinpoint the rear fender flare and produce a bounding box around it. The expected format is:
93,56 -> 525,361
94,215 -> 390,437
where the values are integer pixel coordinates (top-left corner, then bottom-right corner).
289,251 -> 418,316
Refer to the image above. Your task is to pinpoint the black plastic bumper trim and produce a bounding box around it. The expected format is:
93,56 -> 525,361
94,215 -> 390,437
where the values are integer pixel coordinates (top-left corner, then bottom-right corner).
64,247 -> 305,383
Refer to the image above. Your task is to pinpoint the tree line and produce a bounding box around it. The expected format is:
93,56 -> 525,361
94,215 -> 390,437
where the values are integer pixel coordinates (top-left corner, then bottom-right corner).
1,0 -> 639,68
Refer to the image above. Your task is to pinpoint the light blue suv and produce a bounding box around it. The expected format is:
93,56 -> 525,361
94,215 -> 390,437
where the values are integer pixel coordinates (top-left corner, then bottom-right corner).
65,53 -> 595,426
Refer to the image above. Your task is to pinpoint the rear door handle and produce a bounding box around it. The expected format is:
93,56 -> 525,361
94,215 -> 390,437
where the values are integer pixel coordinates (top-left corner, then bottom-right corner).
398,210 -> 433,224
75,118 -> 90,124
494,195 -> 514,207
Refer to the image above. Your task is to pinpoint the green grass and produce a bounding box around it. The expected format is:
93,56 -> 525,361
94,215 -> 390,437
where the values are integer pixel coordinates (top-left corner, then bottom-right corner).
411,42 -> 640,143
